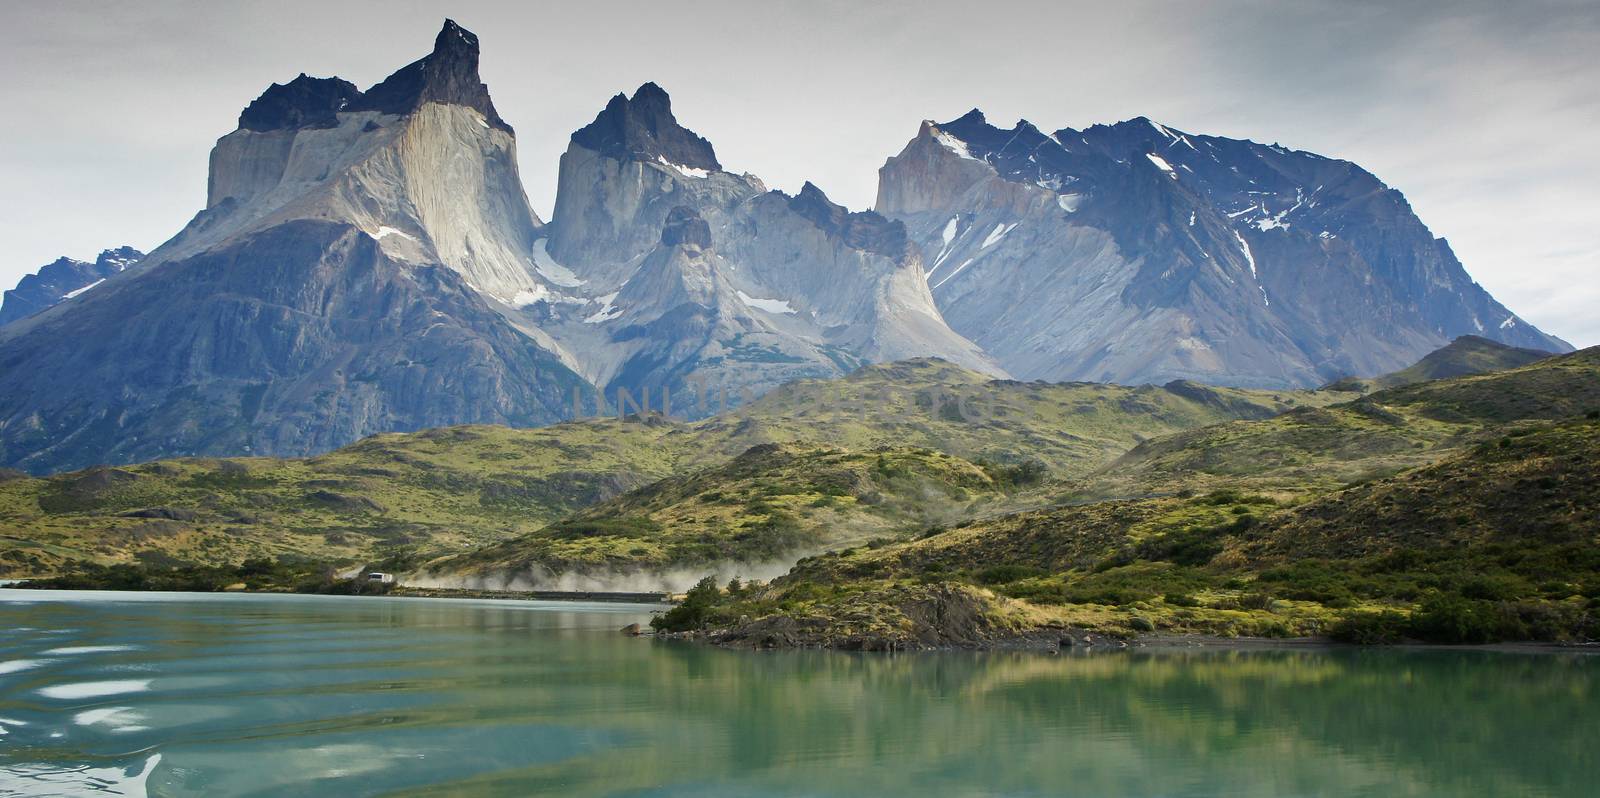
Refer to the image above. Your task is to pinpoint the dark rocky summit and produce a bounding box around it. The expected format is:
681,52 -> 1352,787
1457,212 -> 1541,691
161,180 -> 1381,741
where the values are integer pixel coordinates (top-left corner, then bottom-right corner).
349,19 -> 510,131
570,82 -> 721,172
786,182 -> 912,259
238,74 -> 362,132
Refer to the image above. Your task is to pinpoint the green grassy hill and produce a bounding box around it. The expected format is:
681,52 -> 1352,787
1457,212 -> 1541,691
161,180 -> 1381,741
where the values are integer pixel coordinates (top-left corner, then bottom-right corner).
430,444 -> 1025,584
1,358 -> 1322,579
0,420 -> 684,577
706,358 -> 1350,479
681,348 -> 1600,648
1078,346 -> 1600,500
1322,335 -> 1553,393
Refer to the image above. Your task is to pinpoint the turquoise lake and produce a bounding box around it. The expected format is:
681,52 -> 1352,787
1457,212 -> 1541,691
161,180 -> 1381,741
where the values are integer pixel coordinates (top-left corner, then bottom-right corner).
1,589 -> 1595,796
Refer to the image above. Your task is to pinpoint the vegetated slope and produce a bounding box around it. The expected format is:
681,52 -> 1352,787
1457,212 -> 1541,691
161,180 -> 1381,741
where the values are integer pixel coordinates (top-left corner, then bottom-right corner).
0,420 -> 684,577
702,358 -> 1350,480
694,419 -> 1600,648
1322,335 -> 1553,393
1243,420 -> 1600,562
1079,345 -> 1600,499
0,357 -> 1329,580
425,443 -> 1024,588
681,350 -> 1600,648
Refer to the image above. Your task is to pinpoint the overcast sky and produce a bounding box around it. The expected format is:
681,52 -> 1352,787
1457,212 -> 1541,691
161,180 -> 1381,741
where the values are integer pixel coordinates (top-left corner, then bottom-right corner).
2,0 -> 1595,346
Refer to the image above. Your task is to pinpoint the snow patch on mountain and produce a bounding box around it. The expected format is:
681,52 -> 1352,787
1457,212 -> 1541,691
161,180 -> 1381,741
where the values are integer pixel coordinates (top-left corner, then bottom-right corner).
531,239 -> 584,287
584,292 -> 622,324
1145,153 -> 1177,176
61,279 -> 105,300
1233,230 -> 1258,278
656,156 -> 712,179
981,223 -> 1017,249
932,128 -> 979,161
736,290 -> 797,315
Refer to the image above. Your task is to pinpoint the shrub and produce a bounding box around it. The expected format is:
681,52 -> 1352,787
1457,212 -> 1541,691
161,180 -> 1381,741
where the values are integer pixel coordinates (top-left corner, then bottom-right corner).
1328,611 -> 1408,644
1457,574 -> 1526,601
975,564 -> 1045,585
1407,594 -> 1500,644
1138,526 -> 1225,566
650,576 -> 723,633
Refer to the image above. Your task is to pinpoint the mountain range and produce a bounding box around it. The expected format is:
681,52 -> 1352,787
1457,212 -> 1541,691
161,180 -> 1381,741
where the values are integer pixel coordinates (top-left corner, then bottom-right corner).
0,20 -> 1571,475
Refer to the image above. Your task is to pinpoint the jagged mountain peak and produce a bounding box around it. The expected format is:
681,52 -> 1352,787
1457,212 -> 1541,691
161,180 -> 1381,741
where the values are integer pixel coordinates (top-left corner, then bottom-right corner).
950,108 -> 988,126
878,105 -> 1572,389
0,246 -> 146,328
232,20 -> 506,134
570,82 -> 721,171
926,111 -> 1065,169
349,18 -> 508,131
786,182 -> 911,260
238,73 -> 362,132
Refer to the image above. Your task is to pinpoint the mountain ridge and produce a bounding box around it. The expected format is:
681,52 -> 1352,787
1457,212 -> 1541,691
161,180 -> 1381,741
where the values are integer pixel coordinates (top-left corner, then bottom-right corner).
874,110 -> 1569,390
0,20 -> 1572,476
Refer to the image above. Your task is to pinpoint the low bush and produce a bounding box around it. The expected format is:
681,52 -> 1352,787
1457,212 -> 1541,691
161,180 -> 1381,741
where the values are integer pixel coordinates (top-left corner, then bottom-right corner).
650,576 -> 723,632
975,564 -> 1046,585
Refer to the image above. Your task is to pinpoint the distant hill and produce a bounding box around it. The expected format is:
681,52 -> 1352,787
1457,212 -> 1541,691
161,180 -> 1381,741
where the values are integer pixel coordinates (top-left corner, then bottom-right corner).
422,443 -> 1022,590
1322,335 -> 1553,393
0,359 -> 1320,579
682,345 -> 1600,648
0,21 -> 1571,475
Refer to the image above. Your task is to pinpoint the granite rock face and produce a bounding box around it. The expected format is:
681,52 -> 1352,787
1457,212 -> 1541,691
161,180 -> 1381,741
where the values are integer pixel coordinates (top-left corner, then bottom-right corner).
536,84 -> 1002,407
1,22 -> 1571,473
876,112 -> 1571,388
0,21 -> 583,474
0,247 -> 142,327
0,222 -> 583,473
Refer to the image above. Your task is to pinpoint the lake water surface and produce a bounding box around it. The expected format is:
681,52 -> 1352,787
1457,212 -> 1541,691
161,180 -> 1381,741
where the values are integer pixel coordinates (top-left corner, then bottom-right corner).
1,589 -> 1595,797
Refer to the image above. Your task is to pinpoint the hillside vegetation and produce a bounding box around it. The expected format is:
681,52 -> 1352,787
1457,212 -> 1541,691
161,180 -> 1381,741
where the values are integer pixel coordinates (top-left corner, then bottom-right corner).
428,443 -> 1027,586
679,347 -> 1600,647
1074,346 -> 1600,500
1323,335 -> 1552,393
1,358 -> 1322,579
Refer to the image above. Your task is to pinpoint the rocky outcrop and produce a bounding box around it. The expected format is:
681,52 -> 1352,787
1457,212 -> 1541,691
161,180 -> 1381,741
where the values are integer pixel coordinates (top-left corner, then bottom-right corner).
0,220 -> 584,473
238,75 -> 361,132
712,583 -> 1011,651
877,112 -> 1571,389
597,206 -> 848,409
538,84 -> 1002,407
570,82 -> 719,172
163,20 -> 552,314
0,247 -> 142,327
0,22 -> 585,474
347,19 -> 510,132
